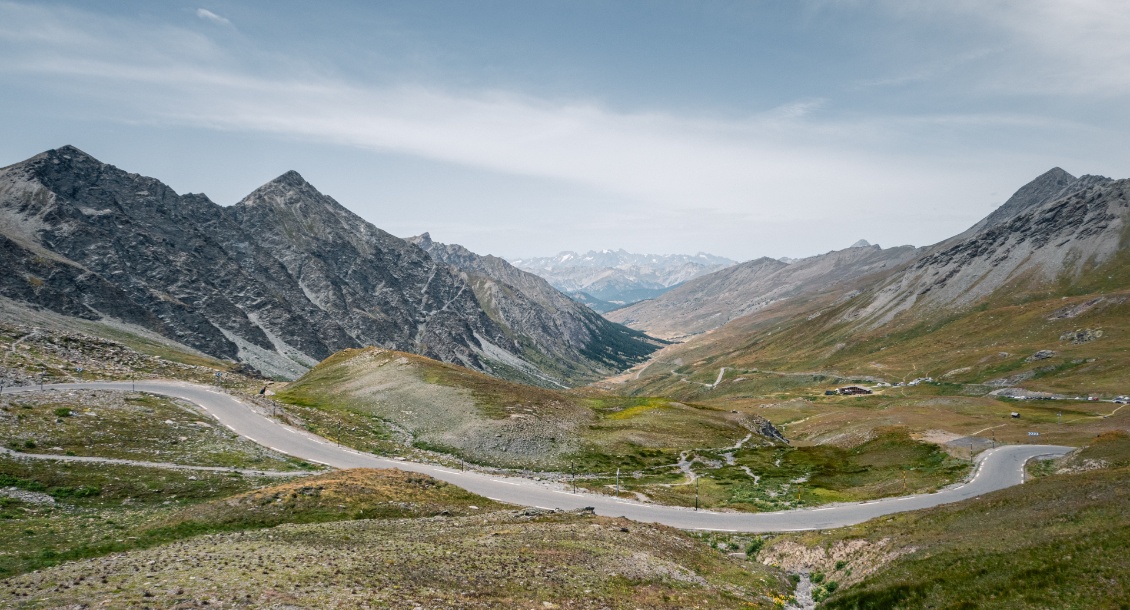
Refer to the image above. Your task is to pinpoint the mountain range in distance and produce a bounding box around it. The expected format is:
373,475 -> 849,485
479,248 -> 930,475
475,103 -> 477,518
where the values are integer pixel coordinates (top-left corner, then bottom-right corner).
0,146 -> 660,386
3,144 -> 1124,402
510,249 -> 736,312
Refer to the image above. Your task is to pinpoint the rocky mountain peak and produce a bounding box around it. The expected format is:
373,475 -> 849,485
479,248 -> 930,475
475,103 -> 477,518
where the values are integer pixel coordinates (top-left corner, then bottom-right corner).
34,145 -> 98,166
239,170 -> 322,204
232,171 -> 370,241
850,239 -> 873,248
269,169 -> 310,188
5,145 -> 111,182
54,144 -> 92,157
974,167 -> 1078,232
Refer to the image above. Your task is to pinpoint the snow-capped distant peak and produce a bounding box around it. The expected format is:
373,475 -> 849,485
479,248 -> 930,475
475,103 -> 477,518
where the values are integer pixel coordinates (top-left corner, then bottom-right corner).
507,248 -> 738,307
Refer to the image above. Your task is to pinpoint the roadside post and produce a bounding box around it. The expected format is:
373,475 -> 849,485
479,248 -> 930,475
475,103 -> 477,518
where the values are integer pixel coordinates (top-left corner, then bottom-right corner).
695,477 -> 699,511
615,467 -> 620,497
571,462 -> 576,494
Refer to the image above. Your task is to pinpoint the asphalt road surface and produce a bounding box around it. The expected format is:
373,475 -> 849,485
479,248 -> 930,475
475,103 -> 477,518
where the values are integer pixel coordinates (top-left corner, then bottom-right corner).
8,381 -> 1072,532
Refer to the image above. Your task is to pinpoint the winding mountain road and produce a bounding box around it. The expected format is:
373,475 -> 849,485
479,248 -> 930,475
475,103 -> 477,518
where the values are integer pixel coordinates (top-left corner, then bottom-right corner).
7,381 -> 1071,532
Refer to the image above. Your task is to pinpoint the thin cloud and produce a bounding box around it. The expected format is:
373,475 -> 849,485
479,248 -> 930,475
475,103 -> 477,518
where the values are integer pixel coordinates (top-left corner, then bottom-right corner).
0,3 -> 953,221
195,8 -> 232,27
871,0 -> 1130,96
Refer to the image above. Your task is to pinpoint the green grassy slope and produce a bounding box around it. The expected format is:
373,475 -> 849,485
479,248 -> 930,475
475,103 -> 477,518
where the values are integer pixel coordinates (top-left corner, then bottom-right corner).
2,508 -> 789,609
276,348 -> 968,510
623,247 -> 1130,400
276,347 -> 760,472
0,461 -> 499,579
763,432 -> 1130,609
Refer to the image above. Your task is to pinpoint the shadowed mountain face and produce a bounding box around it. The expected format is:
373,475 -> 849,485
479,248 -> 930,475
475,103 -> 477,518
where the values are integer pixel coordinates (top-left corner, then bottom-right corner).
408,233 -> 661,385
0,146 -> 653,384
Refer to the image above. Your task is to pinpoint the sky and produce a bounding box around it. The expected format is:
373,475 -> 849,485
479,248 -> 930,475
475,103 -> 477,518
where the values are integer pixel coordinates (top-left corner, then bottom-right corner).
1,1 -> 1128,261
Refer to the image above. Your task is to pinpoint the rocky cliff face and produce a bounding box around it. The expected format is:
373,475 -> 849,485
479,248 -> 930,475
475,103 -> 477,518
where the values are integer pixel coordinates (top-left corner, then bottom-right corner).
0,146 -> 647,384
408,233 -> 660,385
606,243 -> 920,340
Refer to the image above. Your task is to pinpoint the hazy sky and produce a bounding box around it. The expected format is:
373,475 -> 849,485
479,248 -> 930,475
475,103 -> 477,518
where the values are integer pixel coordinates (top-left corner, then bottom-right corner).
2,1 -> 1128,260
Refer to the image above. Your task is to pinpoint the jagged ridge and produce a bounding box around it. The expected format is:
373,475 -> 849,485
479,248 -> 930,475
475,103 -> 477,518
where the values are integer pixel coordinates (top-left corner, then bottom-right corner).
0,146 -> 650,384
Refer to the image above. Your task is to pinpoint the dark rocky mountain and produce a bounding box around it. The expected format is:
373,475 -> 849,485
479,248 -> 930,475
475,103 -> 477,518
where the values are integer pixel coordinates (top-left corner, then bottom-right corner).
965,168 -> 1104,235
0,146 -> 654,384
606,242 -> 920,340
407,233 -> 661,385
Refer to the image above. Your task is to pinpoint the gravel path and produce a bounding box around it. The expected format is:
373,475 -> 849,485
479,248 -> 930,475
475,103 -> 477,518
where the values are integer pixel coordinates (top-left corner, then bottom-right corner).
0,446 -> 314,477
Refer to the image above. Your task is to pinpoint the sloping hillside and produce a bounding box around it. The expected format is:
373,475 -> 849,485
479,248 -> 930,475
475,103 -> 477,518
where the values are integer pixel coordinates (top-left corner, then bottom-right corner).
617,169 -> 1130,398
276,346 -> 781,472
764,433 -> 1130,608
607,244 -> 919,340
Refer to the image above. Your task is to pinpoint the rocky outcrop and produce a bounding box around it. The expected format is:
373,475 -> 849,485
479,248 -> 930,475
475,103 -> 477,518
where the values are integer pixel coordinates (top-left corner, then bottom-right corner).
0,146 -> 649,384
